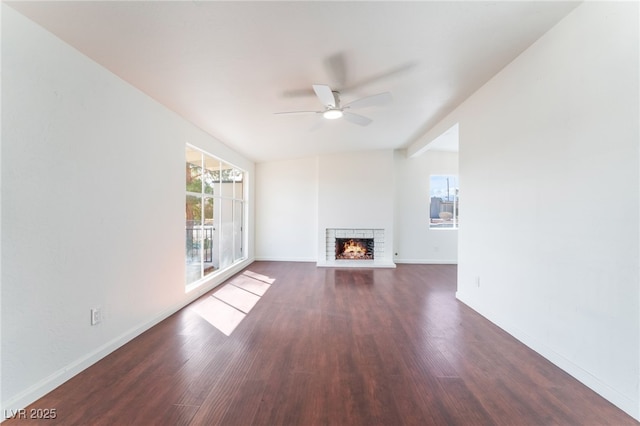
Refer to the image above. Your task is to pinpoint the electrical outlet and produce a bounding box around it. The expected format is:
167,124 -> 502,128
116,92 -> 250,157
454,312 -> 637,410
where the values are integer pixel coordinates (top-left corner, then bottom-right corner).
91,308 -> 102,325
475,276 -> 481,288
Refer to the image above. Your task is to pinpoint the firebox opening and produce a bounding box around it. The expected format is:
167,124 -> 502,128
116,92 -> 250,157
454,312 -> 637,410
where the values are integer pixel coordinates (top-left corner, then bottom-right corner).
335,238 -> 374,260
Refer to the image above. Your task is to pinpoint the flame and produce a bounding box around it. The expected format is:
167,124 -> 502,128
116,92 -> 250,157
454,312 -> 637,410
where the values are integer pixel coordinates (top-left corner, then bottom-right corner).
343,239 -> 367,255
336,238 -> 373,260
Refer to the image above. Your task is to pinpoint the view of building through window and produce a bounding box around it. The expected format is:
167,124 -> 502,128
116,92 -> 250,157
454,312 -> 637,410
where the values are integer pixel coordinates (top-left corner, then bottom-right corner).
186,145 -> 246,287
429,175 -> 459,229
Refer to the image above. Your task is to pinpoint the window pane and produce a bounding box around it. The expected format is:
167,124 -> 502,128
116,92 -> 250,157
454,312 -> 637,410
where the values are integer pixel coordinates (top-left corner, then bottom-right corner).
220,198 -> 233,269
186,194 -> 202,226
186,195 -> 202,284
234,200 -> 244,261
203,197 -> 217,277
186,148 -> 202,193
429,175 -> 459,229
204,155 -> 220,195
233,168 -> 244,200
220,162 -> 234,198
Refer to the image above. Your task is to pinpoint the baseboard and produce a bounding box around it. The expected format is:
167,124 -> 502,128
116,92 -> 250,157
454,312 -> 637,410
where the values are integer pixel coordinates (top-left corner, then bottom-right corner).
456,290 -> 639,421
254,256 -> 317,262
394,258 -> 458,264
316,259 -> 396,268
1,258 -> 254,420
254,257 -> 444,268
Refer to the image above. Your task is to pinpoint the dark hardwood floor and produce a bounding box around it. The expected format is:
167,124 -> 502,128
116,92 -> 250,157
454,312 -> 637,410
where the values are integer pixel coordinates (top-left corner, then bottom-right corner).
7,262 -> 638,425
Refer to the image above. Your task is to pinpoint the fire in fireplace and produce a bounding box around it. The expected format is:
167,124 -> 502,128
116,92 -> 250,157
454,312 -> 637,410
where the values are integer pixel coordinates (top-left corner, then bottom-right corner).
335,238 -> 374,260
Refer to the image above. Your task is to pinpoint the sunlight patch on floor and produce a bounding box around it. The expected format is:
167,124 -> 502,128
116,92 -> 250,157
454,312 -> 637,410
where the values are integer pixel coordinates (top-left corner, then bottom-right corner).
193,296 -> 246,336
242,270 -> 276,284
193,270 -> 275,336
214,284 -> 260,313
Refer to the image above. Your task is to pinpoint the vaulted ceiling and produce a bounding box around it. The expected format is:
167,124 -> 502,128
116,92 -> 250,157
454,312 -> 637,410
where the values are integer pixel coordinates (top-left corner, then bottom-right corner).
7,1 -> 579,162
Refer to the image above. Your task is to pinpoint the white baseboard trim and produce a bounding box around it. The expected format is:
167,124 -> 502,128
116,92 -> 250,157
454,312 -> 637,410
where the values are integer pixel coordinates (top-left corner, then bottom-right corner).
455,290 -> 639,421
1,258 -> 255,419
253,256 -> 317,262
394,258 -> 458,264
316,259 -> 396,268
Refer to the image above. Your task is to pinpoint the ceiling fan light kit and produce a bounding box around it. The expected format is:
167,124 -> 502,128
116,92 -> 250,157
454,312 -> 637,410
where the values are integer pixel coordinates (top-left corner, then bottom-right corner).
323,109 -> 343,119
275,83 -> 392,126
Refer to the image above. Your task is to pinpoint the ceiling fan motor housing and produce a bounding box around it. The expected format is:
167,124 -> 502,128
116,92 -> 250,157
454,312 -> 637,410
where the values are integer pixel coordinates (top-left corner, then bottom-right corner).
331,91 -> 340,108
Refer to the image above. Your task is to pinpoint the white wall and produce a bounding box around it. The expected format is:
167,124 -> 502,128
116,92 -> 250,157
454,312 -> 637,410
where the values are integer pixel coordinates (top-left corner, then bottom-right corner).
255,147 -> 459,266
409,2 -> 639,419
1,5 -> 254,413
394,149 -> 458,264
317,150 -> 395,266
255,157 -> 317,261
255,150 -> 396,266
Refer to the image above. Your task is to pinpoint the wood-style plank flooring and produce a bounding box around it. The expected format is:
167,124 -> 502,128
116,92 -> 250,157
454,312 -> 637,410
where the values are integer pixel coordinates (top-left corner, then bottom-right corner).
7,262 -> 639,425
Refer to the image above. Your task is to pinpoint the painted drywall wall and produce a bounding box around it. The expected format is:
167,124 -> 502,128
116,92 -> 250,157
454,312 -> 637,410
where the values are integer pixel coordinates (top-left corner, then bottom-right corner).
255,149 -> 458,265
1,5 -> 254,413
394,149 -> 458,264
255,157 -> 317,261
255,150 -> 396,265
409,1 -> 639,419
316,150 -> 395,265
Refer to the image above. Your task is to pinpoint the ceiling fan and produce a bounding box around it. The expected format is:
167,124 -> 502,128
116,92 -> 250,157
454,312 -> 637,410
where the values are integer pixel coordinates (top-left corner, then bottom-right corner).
282,52 -> 415,98
275,84 -> 392,126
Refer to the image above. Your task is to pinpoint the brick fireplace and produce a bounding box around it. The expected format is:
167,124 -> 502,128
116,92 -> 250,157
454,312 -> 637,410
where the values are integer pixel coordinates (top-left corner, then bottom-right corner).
325,229 -> 385,264
335,237 -> 375,260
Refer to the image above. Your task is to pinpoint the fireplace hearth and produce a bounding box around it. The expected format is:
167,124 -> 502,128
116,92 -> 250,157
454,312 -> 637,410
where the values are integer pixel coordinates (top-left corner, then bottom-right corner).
335,238 -> 374,260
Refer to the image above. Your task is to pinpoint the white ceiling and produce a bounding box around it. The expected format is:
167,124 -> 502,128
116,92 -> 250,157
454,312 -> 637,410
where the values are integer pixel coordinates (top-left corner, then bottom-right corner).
7,1 -> 579,163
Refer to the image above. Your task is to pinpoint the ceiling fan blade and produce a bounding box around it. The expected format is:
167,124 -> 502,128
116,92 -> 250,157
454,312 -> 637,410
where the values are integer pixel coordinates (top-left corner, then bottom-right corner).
274,110 -> 320,115
324,52 -> 347,87
343,92 -> 392,110
312,84 -> 336,108
342,112 -> 372,126
282,87 -> 316,98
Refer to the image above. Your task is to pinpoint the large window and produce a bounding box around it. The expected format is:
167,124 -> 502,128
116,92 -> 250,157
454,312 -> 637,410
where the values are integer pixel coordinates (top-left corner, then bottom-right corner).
429,175 -> 459,229
186,145 -> 246,287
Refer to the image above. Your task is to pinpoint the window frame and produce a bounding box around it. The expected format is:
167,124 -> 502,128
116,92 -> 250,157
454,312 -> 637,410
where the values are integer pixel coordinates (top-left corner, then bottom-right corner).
185,144 -> 247,291
429,174 -> 459,230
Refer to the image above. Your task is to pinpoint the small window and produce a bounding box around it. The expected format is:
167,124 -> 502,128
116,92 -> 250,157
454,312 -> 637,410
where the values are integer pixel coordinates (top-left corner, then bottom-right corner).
430,175 -> 459,229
